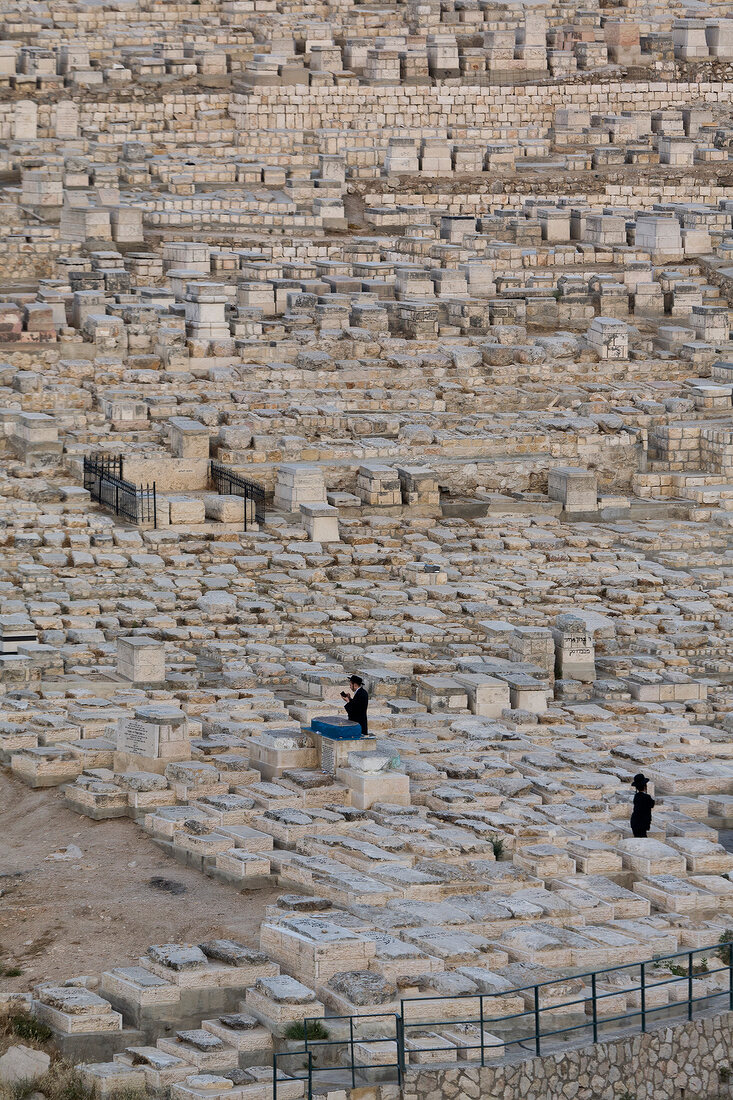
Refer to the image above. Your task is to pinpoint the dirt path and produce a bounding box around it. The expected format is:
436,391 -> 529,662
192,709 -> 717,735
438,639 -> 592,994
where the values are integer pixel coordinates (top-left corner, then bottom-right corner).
0,771 -> 280,994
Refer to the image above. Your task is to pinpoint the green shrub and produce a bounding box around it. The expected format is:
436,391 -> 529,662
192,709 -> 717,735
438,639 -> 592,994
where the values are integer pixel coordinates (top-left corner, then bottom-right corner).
719,932 -> 733,965
669,958 -> 709,978
284,1020 -> 330,1042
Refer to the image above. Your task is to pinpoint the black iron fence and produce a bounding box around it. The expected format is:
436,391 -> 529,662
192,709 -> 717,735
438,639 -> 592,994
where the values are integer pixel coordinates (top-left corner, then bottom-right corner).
272,941 -> 733,1100
83,454 -> 157,527
209,459 -> 265,529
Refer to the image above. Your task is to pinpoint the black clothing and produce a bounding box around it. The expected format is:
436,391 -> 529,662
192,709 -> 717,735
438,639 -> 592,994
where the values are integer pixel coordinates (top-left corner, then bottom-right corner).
344,686 -> 369,736
630,790 -> 655,838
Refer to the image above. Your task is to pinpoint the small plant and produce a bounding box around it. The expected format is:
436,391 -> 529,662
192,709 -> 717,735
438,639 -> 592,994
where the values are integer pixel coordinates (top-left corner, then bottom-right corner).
284,1020 -> 330,1042
0,965 -> 23,978
720,1065 -> 731,1084
35,1063 -> 97,1100
669,958 -> 709,978
491,837 -> 506,860
719,931 -> 733,965
8,1014 -> 53,1043
619,1092 -> 635,1100
8,1079 -> 40,1100
107,1088 -> 149,1100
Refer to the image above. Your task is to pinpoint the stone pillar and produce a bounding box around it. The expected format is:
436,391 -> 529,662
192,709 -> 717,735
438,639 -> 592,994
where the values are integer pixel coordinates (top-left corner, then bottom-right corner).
9,413 -> 62,466
274,463 -> 327,511
21,170 -> 63,208
300,503 -> 340,542
397,465 -> 440,511
453,673 -> 510,716
604,20 -> 641,63
635,216 -> 683,263
706,19 -> 733,57
169,416 -> 210,459
356,463 -> 402,508
692,305 -> 729,345
553,614 -> 596,682
385,138 -> 419,174
508,626 -> 555,679
538,208 -> 571,243
110,205 -> 143,243
427,34 -> 460,78
184,283 -> 231,341
586,317 -> 629,360
163,241 -> 211,273
673,18 -> 709,59
0,44 -> 16,76
548,466 -> 598,513
116,636 -> 165,686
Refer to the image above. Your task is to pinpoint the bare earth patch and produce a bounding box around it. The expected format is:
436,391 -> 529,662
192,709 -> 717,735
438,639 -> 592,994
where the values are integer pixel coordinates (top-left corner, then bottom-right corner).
0,770 -> 280,994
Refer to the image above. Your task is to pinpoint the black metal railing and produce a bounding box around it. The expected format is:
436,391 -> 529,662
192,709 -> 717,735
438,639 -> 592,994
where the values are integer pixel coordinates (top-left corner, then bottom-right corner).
209,459 -> 265,529
272,941 -> 733,1100
83,454 -> 157,527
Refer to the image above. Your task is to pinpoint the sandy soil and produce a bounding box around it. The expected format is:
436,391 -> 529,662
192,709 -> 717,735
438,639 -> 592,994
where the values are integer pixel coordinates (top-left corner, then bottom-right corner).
0,770 -> 280,994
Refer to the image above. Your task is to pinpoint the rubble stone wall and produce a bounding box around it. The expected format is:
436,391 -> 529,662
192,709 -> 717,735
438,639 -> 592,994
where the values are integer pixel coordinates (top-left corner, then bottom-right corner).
392,1012 -> 733,1100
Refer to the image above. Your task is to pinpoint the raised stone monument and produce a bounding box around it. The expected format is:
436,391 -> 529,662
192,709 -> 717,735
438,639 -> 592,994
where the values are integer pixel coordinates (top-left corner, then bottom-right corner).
116,637 -> 166,686
115,703 -> 190,773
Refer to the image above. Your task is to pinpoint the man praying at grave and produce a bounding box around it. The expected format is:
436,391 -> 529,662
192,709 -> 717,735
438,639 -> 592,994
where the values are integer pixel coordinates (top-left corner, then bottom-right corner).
341,675 -> 369,737
630,772 -> 655,838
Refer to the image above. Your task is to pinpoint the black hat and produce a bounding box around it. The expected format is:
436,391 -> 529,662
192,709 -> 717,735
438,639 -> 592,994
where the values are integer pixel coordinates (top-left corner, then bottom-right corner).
632,773 -> 648,789
349,675 -> 363,686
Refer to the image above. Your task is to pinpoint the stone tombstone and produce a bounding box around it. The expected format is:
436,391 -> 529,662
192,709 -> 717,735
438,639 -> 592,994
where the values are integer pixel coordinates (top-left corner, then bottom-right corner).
116,703 -> 190,770
310,715 -> 367,774
0,44 -> 16,76
116,636 -> 165,685
274,463 -> 327,511
300,502 -> 340,543
54,102 -> 79,140
117,716 -> 159,758
553,614 -> 596,682
14,100 -> 38,140
548,466 -> 598,512
168,416 -> 210,459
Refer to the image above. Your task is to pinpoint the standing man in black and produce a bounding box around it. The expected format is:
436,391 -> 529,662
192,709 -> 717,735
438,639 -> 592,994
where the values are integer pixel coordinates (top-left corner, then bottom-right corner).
630,772 -> 655,838
341,675 -> 369,737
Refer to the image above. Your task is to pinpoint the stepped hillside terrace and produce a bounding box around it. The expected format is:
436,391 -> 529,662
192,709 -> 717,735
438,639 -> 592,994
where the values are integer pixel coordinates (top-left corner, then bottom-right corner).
4,0 -> 733,1098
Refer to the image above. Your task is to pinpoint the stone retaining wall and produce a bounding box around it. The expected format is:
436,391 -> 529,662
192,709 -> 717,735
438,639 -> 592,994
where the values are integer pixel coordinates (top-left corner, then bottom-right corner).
231,80 -> 733,139
359,1011 -> 733,1100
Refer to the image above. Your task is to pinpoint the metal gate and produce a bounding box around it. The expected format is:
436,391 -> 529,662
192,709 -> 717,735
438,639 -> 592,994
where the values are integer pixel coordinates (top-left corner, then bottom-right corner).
209,459 -> 265,529
83,454 -> 157,527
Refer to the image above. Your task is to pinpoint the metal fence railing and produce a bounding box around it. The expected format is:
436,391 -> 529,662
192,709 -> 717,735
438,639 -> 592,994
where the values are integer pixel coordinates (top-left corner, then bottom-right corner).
272,941 -> 733,1100
209,459 -> 265,529
83,454 -> 157,527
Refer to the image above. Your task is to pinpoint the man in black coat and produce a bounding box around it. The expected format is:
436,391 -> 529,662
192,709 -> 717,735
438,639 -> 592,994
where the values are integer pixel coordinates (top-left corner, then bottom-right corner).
341,675 -> 369,737
630,772 -> 655,838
